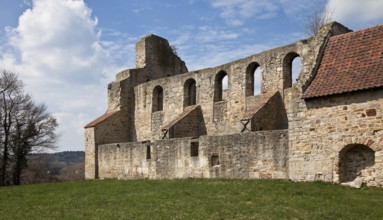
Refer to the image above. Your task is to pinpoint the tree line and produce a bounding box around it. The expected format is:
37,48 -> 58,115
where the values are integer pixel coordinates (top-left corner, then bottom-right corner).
0,70 -> 58,185
23,152 -> 84,184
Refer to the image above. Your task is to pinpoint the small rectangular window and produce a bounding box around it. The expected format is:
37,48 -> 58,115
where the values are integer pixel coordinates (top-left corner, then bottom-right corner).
146,145 -> 151,159
211,154 -> 219,166
190,142 -> 199,157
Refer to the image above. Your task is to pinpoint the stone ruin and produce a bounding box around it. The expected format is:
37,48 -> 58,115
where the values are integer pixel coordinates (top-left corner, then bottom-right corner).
85,22 -> 383,187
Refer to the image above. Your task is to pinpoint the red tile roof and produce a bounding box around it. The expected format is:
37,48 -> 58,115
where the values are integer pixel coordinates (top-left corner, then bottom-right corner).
84,111 -> 118,128
302,24 -> 383,99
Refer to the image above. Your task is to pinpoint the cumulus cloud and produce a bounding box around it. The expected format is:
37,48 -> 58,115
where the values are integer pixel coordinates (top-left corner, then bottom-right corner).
326,0 -> 383,24
0,0 -> 117,151
5,0 -> 109,85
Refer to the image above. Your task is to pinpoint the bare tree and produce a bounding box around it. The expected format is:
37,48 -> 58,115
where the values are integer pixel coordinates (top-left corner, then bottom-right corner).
0,70 -> 58,185
58,162 -> 85,181
170,45 -> 178,56
22,154 -> 58,184
0,71 -> 23,185
304,5 -> 333,36
11,102 -> 58,185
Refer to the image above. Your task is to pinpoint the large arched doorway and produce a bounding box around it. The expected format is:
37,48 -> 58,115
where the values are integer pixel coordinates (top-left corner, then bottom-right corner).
338,144 -> 375,183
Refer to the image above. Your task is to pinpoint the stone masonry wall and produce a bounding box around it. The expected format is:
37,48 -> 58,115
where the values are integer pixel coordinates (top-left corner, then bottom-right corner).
287,88 -> 383,187
170,107 -> 204,138
84,111 -> 130,179
94,111 -> 130,145
85,127 -> 96,179
251,91 -> 288,131
133,42 -> 304,141
87,22 -> 381,186
135,34 -> 188,79
97,131 -> 288,180
132,23 -> 350,143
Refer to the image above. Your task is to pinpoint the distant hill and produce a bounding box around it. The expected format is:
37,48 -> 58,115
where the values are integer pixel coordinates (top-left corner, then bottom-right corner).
23,151 -> 85,184
29,151 -> 85,164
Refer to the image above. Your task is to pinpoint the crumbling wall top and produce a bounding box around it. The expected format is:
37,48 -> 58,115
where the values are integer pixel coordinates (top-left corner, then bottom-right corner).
135,34 -> 188,79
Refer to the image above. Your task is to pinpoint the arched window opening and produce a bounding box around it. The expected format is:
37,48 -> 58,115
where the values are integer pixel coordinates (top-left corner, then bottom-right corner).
339,144 -> 375,183
184,78 -> 197,107
246,62 -> 261,96
214,71 -> 228,102
152,86 -> 163,112
292,56 -> 302,84
253,68 -> 262,95
222,75 -> 228,90
283,52 -> 301,89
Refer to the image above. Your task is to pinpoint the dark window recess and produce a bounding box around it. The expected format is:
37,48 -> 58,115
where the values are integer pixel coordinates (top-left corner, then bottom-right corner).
190,142 -> 199,157
146,145 -> 151,159
245,62 -> 261,96
283,52 -> 301,89
184,78 -> 197,106
211,154 -> 219,166
214,71 -> 228,102
152,86 -> 164,112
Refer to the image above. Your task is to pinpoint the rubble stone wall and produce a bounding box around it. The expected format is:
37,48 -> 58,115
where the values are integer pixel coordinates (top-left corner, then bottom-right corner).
287,88 -> 383,187
85,22 -> 383,187
97,131 -> 288,180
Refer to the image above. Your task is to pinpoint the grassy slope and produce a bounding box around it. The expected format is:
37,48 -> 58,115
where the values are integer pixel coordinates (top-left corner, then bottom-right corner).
0,179 -> 382,219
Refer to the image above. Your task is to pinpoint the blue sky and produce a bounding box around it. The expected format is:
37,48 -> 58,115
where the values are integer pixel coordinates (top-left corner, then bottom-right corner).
0,0 -> 383,151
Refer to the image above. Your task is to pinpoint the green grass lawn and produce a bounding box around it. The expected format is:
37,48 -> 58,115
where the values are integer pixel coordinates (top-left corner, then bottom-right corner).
0,179 -> 382,219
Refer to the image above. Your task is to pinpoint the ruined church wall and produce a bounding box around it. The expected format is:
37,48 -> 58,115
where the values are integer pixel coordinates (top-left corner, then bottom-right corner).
111,23 -> 350,143
86,22 -> 361,183
97,130 -> 288,180
133,40 -> 317,142
287,88 -> 383,187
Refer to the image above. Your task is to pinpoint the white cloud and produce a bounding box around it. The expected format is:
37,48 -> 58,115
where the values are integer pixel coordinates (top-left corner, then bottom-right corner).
22,0 -> 32,7
211,0 -> 279,26
196,26 -> 239,42
185,43 -> 272,71
210,0 -> 329,26
0,0 -> 117,151
99,28 -> 137,68
162,24 -> 288,72
326,0 -> 383,24
279,0 -> 326,19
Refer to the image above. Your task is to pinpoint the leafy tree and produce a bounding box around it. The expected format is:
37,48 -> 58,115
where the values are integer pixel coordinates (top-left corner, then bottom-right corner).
0,70 -> 58,185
